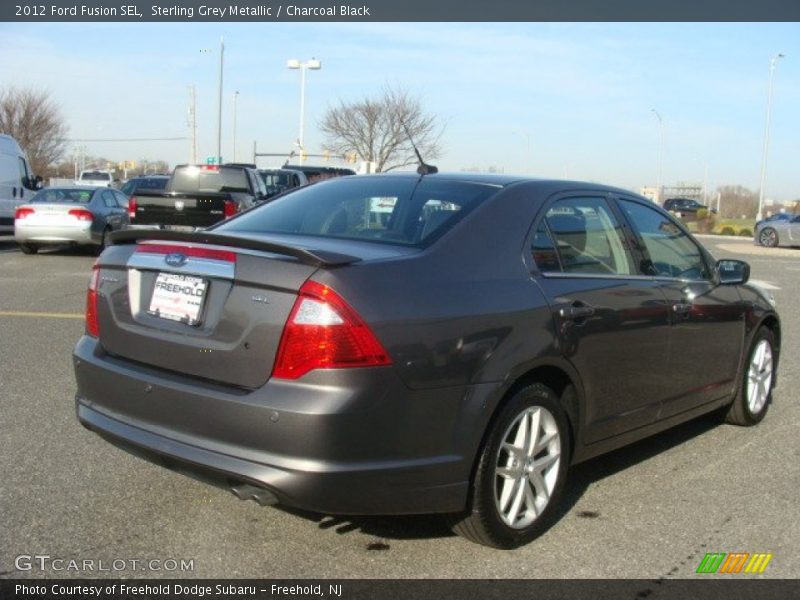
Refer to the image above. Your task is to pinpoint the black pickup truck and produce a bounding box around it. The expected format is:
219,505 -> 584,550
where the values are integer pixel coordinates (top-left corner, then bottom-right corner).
128,164 -> 267,229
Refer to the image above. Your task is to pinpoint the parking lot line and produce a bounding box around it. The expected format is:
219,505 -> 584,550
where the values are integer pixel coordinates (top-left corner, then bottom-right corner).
0,310 -> 83,319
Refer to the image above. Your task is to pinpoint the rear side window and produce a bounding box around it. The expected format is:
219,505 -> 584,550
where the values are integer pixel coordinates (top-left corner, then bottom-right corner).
541,197 -> 632,275
101,190 -> 117,208
618,199 -> 710,280
169,166 -> 248,193
215,177 -> 498,247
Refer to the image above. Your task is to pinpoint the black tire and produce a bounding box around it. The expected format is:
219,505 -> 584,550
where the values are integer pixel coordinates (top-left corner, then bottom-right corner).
725,327 -> 776,426
448,383 -> 571,549
758,227 -> 779,248
19,243 -> 38,255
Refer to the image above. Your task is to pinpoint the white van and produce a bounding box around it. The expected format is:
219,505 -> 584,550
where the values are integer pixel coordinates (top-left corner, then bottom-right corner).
0,134 -> 39,233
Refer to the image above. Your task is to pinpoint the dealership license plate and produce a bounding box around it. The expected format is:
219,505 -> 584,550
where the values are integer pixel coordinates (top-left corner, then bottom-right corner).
148,272 -> 208,325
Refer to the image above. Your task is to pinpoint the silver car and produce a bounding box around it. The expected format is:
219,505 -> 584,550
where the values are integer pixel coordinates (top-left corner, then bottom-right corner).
755,213 -> 800,248
14,186 -> 129,254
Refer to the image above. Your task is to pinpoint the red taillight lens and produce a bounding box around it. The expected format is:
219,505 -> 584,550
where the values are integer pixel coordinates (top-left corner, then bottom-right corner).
15,207 -> 35,219
272,280 -> 392,380
223,199 -> 237,218
69,208 -> 94,222
85,264 -> 100,338
128,196 -> 137,219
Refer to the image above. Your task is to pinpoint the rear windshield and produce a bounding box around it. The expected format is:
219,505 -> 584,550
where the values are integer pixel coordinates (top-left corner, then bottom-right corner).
214,176 -> 499,247
79,171 -> 112,181
31,188 -> 94,204
121,177 -> 169,195
169,166 -> 248,193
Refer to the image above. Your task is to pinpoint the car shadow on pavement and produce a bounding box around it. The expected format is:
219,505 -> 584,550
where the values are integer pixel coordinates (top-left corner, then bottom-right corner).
273,411 -> 724,543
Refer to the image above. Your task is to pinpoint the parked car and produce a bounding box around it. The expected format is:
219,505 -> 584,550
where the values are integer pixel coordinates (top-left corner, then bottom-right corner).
258,168 -> 309,199
755,213 -> 800,247
663,197 -> 716,218
76,170 -> 114,188
0,134 -> 40,233
119,175 -> 170,197
127,164 -> 267,230
282,164 -> 356,183
74,174 -> 780,549
14,186 -> 129,254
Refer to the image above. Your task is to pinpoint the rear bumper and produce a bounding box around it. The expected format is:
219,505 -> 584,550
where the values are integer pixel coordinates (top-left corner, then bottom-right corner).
15,221 -> 94,244
74,335 -> 485,515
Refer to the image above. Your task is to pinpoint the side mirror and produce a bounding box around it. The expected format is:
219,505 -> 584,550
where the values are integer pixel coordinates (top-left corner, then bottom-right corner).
717,259 -> 750,285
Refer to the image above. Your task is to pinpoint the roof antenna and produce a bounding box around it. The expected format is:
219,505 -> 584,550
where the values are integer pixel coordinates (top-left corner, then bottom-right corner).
400,119 -> 438,175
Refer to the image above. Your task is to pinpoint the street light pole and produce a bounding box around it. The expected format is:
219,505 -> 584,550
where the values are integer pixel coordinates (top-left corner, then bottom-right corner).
757,53 -> 784,221
232,90 -> 239,162
287,58 -> 321,161
216,36 -> 225,164
651,108 -> 664,204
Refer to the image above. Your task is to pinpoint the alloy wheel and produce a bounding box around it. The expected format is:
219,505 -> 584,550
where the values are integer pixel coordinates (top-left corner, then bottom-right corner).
759,228 -> 778,247
494,406 -> 561,529
747,339 -> 773,415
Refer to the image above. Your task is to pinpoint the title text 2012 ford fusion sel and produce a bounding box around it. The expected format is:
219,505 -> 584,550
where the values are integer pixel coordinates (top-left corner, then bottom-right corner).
73,173 -> 780,548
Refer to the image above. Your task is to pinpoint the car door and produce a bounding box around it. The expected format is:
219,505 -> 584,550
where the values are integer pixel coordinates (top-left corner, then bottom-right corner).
100,189 -> 124,230
113,190 -> 131,228
530,194 -> 672,444
615,196 -> 747,417
788,215 -> 800,243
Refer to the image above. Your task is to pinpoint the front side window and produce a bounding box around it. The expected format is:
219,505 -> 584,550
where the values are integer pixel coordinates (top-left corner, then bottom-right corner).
618,198 -> 710,280
18,157 -> 29,182
541,197 -> 632,275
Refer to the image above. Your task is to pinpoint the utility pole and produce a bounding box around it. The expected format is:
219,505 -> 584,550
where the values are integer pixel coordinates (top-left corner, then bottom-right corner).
757,53 -> 784,221
188,85 -> 197,164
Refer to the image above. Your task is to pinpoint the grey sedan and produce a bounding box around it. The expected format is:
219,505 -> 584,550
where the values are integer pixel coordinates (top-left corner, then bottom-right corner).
14,186 -> 130,254
755,213 -> 800,247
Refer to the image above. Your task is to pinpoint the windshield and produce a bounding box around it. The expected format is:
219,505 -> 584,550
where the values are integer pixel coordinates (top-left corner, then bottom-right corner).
79,171 -> 112,182
169,166 -> 248,193
31,188 -> 94,204
214,176 -> 499,247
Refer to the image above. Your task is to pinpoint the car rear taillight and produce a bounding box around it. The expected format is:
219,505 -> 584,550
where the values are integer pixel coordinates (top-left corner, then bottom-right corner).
69,209 -> 94,222
224,199 -> 237,218
272,280 -> 392,380
85,263 -> 100,338
15,207 -> 34,219
128,196 -> 137,219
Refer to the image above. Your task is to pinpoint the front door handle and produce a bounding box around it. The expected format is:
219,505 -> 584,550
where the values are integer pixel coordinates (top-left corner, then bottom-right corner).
559,304 -> 596,320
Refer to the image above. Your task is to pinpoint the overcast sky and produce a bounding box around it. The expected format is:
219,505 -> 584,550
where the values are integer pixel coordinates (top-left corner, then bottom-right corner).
2,22 -> 798,200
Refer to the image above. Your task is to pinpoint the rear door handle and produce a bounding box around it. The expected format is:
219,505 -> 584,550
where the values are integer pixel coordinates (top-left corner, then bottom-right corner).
673,303 -> 692,314
559,305 -> 596,320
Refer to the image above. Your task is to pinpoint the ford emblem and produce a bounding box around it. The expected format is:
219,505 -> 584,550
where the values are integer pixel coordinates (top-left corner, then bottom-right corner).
165,253 -> 187,267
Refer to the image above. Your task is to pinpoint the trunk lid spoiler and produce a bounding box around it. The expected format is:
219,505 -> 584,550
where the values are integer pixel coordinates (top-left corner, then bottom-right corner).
109,228 -> 361,268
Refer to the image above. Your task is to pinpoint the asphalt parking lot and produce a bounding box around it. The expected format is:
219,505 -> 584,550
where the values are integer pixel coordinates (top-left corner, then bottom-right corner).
0,233 -> 797,580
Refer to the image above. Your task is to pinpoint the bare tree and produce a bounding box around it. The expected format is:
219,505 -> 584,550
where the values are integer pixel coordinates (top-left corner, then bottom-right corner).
0,87 -> 69,176
717,185 -> 758,219
319,87 -> 442,172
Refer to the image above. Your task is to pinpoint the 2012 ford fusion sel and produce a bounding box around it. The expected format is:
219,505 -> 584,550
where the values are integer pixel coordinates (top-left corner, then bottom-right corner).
73,173 -> 780,548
